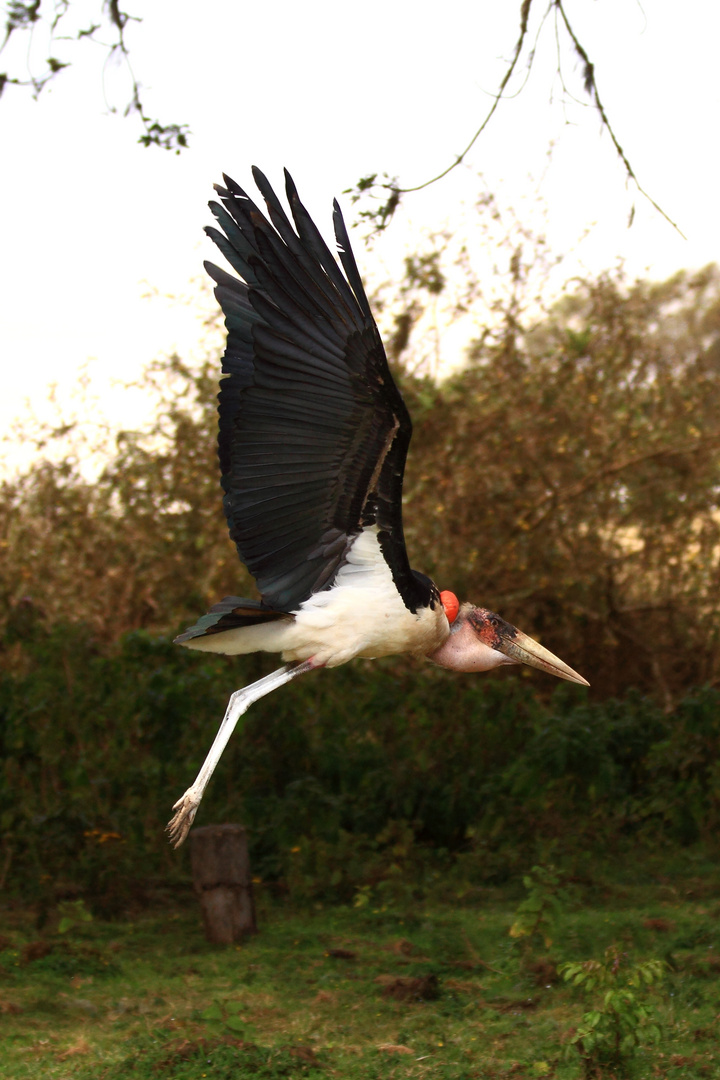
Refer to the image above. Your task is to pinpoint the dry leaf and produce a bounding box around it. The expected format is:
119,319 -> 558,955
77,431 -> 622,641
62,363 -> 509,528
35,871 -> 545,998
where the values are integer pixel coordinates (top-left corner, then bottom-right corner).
390,939 -> 416,955
325,948 -> 356,960
57,1038 -> 90,1061
643,917 -> 676,932
22,941 -> 53,963
375,974 -> 439,1001
287,1045 -> 320,1064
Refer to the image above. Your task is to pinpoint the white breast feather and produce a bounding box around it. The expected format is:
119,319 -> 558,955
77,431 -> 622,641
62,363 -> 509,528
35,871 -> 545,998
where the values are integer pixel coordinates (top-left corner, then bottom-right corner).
183,527 -> 448,666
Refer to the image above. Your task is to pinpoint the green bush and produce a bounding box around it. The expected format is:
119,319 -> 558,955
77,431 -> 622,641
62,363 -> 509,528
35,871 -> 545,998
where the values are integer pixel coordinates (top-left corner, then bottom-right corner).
2,621 -> 720,907
560,947 -> 665,1074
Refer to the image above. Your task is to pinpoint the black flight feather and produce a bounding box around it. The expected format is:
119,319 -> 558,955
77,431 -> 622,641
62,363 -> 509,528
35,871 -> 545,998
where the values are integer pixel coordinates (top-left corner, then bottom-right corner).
175,597 -> 288,642
177,169 -> 432,644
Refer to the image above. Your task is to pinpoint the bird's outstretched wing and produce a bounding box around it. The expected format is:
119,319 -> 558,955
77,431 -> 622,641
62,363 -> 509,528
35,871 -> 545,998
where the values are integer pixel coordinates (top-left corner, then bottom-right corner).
205,168 -> 425,613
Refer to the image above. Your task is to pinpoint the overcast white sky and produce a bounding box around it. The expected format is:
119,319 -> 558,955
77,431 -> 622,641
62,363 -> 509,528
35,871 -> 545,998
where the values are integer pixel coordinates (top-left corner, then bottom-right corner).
1,0 -> 718,469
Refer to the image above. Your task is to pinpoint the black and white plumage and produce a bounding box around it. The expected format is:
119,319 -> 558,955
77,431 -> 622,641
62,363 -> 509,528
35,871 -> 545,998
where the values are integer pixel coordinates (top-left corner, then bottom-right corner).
167,169 -> 588,846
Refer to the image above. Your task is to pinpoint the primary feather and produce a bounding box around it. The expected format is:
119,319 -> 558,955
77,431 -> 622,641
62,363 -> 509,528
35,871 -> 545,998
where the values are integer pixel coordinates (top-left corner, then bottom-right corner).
201,168 -> 428,616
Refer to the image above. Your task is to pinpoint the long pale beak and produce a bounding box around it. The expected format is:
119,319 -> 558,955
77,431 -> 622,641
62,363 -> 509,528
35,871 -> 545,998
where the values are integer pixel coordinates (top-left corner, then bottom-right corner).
496,626 -> 589,686
466,606 -> 590,686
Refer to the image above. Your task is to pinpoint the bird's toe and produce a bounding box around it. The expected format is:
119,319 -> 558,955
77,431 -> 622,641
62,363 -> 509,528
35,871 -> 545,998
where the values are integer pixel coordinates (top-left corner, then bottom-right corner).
166,795 -> 198,848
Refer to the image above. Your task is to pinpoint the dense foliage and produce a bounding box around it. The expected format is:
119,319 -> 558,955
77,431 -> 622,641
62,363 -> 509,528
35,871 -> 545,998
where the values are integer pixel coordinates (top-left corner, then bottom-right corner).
2,622 -> 720,907
2,264 -> 719,698
1,259 -> 719,905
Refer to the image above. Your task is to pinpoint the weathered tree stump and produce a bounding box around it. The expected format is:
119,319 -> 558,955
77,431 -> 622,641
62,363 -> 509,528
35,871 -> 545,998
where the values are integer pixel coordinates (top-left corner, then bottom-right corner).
189,824 -> 256,944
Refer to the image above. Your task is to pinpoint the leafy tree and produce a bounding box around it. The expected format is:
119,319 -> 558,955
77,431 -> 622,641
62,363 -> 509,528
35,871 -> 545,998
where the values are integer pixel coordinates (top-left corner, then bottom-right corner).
395,261 -> 720,701
0,355 -> 237,641
1,259 -> 718,700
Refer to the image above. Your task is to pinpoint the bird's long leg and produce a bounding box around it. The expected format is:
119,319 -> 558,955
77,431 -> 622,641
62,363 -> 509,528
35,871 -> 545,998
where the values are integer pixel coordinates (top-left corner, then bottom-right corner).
167,659 -> 317,847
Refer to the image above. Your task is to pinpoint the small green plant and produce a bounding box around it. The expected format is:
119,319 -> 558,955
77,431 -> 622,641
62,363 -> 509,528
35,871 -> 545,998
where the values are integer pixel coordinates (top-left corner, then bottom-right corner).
509,864 -> 569,949
559,945 -> 664,1076
57,898 -> 93,936
197,998 -> 256,1038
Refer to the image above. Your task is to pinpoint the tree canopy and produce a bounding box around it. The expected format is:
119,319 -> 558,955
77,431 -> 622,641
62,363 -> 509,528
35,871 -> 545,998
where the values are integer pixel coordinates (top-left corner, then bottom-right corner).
2,258 -> 718,703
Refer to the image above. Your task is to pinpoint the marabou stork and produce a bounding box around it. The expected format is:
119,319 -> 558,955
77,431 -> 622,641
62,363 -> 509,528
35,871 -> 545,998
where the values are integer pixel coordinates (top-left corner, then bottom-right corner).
167,169 -> 588,847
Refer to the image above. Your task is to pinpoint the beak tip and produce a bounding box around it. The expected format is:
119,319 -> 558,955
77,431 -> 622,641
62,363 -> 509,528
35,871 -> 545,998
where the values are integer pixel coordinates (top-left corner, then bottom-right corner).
501,626 -> 590,688
551,664 -> 590,688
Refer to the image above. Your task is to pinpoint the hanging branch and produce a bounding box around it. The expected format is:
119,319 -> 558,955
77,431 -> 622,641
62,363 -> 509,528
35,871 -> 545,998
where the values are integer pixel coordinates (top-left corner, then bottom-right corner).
0,0 -> 189,151
346,0 -> 681,237
554,1 -> 682,236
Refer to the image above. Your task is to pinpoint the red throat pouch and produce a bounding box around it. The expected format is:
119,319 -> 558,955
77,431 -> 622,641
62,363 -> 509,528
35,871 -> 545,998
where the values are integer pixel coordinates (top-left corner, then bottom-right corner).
440,590 -> 459,624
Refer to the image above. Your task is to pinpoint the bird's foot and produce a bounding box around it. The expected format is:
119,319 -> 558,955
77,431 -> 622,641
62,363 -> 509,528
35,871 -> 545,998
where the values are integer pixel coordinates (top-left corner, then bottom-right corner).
166,789 -> 200,848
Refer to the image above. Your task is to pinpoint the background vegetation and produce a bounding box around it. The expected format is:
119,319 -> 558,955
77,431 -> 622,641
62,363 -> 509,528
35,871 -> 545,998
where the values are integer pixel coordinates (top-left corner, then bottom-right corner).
4,872 -> 720,1079
1,237 -> 719,908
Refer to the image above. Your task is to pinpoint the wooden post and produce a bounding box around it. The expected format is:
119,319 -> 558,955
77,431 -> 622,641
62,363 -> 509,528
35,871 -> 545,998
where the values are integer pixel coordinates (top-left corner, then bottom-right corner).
189,824 -> 257,944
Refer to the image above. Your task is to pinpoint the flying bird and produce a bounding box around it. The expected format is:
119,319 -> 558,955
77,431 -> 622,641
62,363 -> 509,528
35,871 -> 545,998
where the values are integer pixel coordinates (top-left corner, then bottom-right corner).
167,169 -> 588,847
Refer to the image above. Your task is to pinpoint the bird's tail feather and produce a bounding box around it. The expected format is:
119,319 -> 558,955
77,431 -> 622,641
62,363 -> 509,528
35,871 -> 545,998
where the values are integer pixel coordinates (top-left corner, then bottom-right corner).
174,596 -> 289,644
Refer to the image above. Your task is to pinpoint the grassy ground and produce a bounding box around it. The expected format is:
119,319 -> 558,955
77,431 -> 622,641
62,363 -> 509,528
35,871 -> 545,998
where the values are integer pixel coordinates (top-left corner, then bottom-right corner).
1,859 -> 719,1079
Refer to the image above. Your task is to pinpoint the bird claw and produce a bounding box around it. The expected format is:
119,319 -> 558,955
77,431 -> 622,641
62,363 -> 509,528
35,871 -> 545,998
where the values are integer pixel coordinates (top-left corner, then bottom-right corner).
166,791 -> 199,848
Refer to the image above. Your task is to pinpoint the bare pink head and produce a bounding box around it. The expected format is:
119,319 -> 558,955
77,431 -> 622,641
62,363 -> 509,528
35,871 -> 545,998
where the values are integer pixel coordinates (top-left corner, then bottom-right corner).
428,604 -> 589,685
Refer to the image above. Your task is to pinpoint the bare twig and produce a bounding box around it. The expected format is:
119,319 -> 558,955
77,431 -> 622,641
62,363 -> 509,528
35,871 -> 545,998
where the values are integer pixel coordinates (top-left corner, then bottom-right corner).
398,0 -> 534,197
0,0 -> 189,151
348,0 -> 682,237
554,0 -> 684,237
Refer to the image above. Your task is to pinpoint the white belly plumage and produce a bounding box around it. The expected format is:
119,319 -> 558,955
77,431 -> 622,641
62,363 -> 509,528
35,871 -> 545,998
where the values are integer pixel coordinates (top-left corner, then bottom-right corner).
183,527 -> 449,667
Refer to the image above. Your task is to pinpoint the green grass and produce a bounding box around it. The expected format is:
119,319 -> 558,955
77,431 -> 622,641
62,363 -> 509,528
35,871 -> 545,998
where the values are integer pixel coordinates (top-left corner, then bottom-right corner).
1,863 -> 720,1079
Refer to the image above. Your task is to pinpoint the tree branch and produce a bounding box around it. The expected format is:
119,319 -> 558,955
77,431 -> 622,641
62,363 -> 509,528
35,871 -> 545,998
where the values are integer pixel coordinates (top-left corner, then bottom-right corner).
0,0 -> 189,151
554,0 -> 684,237
347,0 -> 682,237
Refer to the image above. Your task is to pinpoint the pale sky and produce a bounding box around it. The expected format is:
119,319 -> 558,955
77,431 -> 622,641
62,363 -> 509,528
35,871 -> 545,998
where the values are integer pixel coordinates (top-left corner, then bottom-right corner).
1,0 -> 718,471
